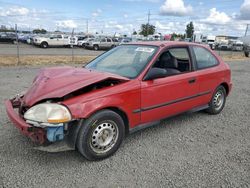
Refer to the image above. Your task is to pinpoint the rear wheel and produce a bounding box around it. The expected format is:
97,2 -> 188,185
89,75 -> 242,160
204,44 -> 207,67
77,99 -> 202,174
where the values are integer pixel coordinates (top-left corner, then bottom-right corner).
206,86 -> 226,114
93,45 -> 99,51
77,110 -> 125,161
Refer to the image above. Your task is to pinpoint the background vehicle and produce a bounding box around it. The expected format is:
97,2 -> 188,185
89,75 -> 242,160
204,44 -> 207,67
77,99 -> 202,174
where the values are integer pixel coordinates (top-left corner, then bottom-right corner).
230,40 -> 244,51
118,38 -> 132,45
33,34 -> 70,48
87,37 -> 119,50
0,32 -> 16,43
77,38 -> 94,48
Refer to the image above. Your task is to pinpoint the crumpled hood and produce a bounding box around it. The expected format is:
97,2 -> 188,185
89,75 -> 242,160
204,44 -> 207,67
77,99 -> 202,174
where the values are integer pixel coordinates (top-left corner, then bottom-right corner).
23,66 -> 128,106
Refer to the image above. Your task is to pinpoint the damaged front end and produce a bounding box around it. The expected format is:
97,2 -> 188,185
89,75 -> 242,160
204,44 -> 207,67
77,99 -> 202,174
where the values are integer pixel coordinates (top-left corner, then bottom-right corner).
5,67 -> 129,152
5,96 -> 46,144
5,95 -> 80,151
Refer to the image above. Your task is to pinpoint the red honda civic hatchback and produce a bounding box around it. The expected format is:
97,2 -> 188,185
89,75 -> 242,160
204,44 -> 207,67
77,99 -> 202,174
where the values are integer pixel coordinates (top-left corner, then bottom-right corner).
5,41 -> 232,160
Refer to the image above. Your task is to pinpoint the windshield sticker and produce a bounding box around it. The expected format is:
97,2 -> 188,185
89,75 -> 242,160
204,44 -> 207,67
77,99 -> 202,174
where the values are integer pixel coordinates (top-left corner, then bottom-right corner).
135,47 -> 155,53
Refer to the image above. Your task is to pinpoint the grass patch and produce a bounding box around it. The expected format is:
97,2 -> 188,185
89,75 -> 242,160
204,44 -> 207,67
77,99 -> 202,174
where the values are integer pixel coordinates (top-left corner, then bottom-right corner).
0,55 -> 96,66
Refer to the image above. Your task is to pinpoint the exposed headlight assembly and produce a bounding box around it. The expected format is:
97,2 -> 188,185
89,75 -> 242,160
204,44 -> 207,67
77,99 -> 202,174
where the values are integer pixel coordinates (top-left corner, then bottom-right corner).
24,103 -> 71,124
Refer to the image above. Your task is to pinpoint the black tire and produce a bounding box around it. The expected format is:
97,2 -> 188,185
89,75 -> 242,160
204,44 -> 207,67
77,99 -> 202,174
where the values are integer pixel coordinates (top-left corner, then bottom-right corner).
245,51 -> 249,57
206,86 -> 226,115
82,44 -> 86,48
93,45 -> 99,51
76,110 -> 125,161
41,42 -> 48,48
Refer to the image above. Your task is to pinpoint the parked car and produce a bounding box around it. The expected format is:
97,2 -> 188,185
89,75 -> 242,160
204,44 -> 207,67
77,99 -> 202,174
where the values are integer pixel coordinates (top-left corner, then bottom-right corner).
77,38 -> 94,48
0,32 -> 16,43
5,41 -> 232,161
118,38 -> 132,45
33,34 -> 69,48
218,42 -> 230,51
231,41 -> 244,51
87,37 -> 119,50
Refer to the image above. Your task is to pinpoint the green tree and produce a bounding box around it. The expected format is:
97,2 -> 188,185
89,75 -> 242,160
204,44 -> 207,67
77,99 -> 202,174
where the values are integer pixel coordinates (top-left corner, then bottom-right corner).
139,24 -> 155,36
170,33 -> 185,41
185,22 -> 194,39
133,31 -> 137,35
33,29 -> 47,34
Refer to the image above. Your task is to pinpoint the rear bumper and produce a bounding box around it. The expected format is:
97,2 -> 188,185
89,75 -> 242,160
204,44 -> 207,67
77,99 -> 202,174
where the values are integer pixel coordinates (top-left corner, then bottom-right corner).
5,99 -> 46,144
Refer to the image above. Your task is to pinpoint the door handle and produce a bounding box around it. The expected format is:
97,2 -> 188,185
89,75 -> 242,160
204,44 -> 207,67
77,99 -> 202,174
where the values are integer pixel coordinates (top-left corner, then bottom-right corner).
188,78 -> 196,84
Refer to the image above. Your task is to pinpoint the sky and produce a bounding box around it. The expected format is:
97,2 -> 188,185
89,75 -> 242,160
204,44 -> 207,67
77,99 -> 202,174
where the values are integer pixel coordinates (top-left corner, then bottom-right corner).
0,0 -> 250,36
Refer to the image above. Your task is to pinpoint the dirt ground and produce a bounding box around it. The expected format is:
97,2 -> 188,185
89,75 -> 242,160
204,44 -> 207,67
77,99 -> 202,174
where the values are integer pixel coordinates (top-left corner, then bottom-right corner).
0,55 -> 96,66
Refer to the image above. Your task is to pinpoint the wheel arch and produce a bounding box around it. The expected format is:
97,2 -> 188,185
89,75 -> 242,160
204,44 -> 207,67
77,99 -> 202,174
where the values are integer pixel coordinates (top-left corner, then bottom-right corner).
220,82 -> 229,96
87,106 -> 130,135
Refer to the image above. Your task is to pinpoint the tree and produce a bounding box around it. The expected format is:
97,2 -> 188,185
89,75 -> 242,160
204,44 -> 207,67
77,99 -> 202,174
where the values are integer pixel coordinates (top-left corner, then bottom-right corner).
33,29 -> 47,34
133,31 -> 137,35
185,22 -> 194,39
139,24 -> 155,36
170,33 -> 185,41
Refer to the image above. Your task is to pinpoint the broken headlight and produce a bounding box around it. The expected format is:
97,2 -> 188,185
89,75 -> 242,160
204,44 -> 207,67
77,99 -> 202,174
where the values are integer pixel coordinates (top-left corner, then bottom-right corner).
24,103 -> 71,124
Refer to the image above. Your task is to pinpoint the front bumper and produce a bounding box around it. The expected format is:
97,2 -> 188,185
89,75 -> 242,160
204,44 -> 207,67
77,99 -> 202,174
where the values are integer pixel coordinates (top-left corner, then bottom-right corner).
5,99 -> 46,144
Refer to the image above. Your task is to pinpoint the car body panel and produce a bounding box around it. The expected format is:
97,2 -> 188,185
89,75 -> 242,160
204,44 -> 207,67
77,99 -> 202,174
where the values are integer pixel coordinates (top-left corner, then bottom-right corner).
5,41 -> 232,146
22,66 -> 129,106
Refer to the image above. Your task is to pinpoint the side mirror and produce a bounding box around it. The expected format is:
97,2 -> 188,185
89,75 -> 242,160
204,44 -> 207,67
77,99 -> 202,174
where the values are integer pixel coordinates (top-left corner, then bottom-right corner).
144,68 -> 167,80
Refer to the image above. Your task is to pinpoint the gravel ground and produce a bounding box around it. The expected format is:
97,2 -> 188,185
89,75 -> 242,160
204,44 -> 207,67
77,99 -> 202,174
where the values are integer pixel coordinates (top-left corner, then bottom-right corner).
0,61 -> 250,187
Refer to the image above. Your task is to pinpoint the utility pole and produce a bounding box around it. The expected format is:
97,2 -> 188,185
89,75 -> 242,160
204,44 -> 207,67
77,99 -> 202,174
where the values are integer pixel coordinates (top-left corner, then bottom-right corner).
146,10 -> 151,37
86,19 -> 89,35
245,24 -> 250,36
15,24 -> 20,65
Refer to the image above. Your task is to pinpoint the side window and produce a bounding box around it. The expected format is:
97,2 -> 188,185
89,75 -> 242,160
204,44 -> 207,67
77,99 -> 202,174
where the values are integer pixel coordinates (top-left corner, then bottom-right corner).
57,35 -> 62,39
107,38 -> 112,42
193,46 -> 219,69
153,47 -> 191,74
101,38 -> 106,42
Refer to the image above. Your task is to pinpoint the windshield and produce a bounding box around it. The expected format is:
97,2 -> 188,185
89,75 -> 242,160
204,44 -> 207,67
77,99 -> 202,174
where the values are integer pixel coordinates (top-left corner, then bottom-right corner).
86,45 -> 158,78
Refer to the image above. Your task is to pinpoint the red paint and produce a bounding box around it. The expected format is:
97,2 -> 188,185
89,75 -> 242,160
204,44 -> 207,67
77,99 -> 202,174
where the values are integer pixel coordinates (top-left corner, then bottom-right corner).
5,41 -> 232,144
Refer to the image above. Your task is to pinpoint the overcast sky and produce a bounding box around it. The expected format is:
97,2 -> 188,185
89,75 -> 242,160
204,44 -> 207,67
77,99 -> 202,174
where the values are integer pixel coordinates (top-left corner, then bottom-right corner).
0,0 -> 250,36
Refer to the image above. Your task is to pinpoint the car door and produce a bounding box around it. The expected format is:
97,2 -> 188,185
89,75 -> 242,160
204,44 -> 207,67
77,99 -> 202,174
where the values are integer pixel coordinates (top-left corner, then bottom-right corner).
191,45 -> 222,105
140,46 -> 201,124
99,38 -> 107,48
106,38 -> 112,48
48,35 -> 58,46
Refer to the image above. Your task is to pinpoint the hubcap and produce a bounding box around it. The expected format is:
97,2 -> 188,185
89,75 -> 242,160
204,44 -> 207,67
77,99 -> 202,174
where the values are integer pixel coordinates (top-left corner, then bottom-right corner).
90,121 -> 119,154
213,90 -> 224,110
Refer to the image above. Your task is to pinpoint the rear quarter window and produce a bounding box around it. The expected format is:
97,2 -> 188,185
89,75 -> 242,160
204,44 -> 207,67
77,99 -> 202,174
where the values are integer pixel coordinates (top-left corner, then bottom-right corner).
193,46 -> 219,69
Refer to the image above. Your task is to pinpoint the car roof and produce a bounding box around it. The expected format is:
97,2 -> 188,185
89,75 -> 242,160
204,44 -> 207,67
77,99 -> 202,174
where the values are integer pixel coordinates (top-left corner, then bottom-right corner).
128,41 -> 208,48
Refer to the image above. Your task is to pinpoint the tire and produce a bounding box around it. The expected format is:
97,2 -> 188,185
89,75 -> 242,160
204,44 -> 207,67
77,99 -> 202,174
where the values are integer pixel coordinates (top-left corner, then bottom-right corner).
206,86 -> 226,115
41,42 -> 48,48
245,51 -> 249,57
82,44 -> 86,48
76,110 -> 125,161
93,45 -> 99,51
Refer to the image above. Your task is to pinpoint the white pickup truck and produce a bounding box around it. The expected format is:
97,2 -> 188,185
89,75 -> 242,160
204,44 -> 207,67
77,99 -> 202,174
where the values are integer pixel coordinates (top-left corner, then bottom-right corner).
33,34 -> 76,48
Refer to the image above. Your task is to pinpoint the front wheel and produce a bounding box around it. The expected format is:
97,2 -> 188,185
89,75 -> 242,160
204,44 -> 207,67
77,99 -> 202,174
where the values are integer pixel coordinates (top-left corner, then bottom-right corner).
41,42 -> 48,48
76,110 -> 125,160
245,51 -> 249,57
206,86 -> 226,115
